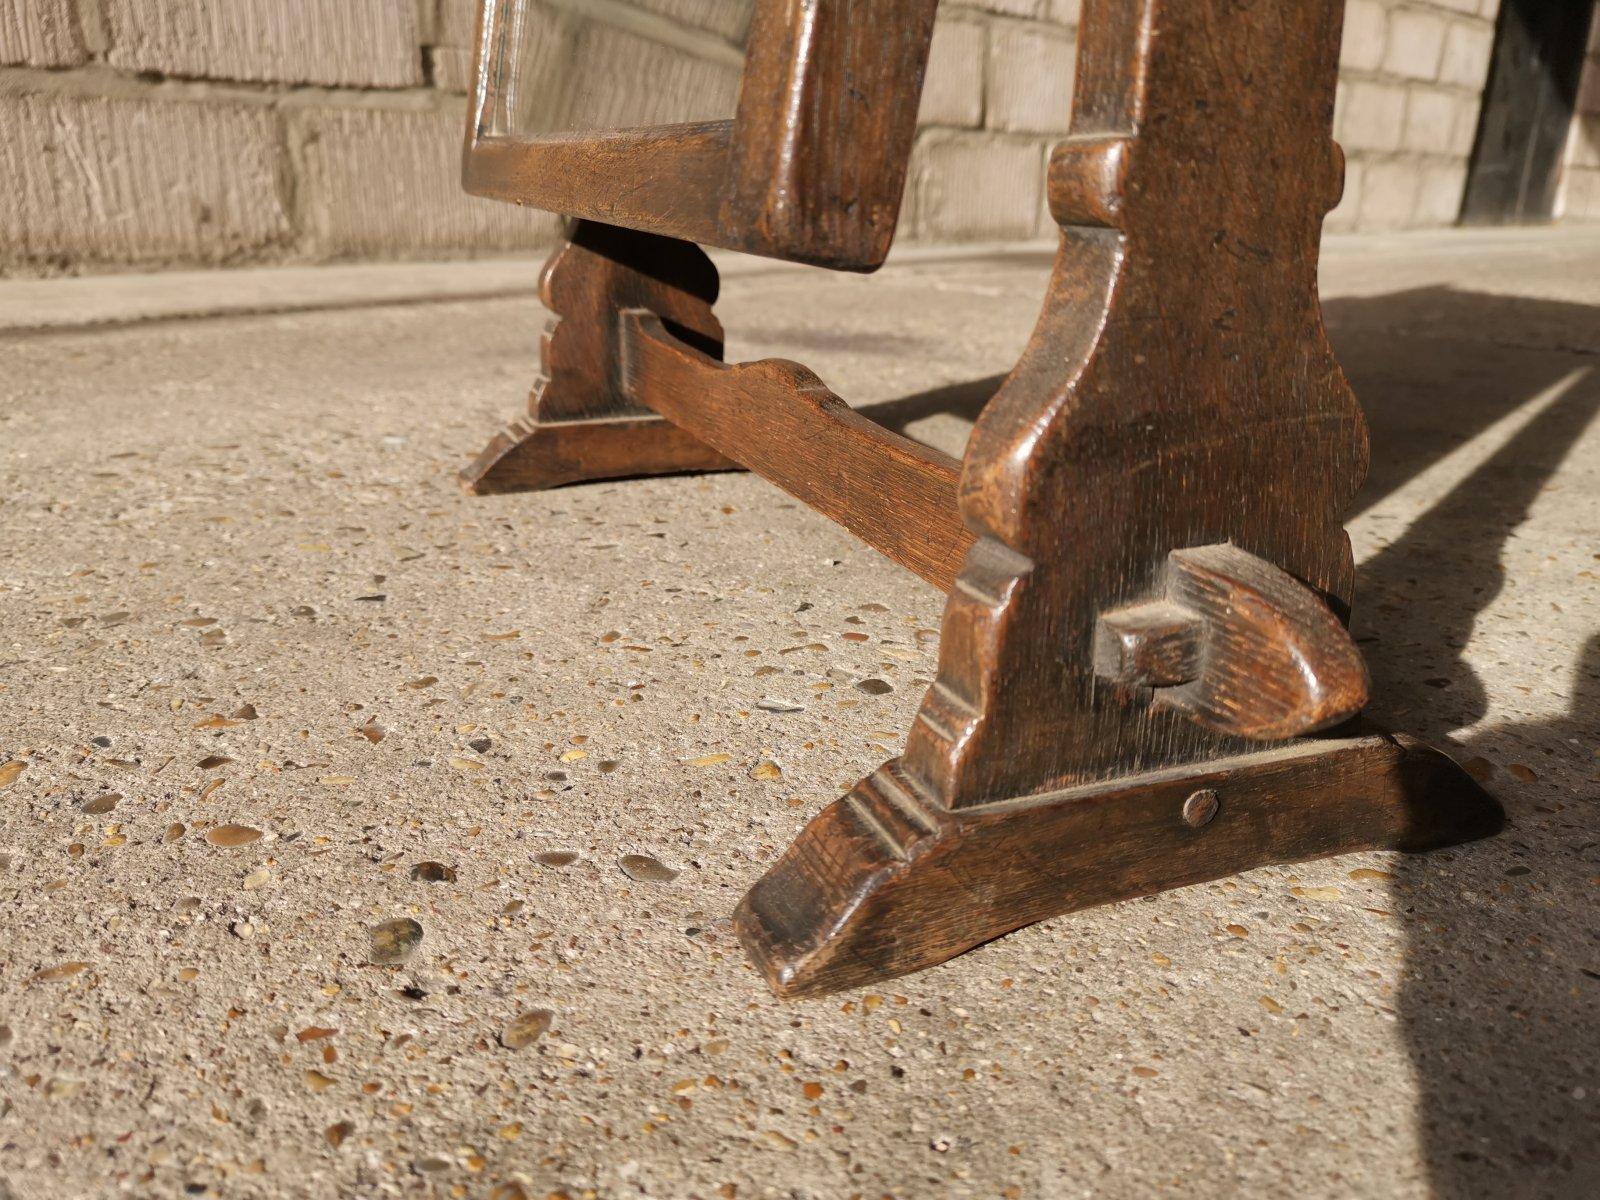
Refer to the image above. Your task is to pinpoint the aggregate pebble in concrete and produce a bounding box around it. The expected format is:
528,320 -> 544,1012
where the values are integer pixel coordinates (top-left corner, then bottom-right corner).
1,230 -> 1598,1198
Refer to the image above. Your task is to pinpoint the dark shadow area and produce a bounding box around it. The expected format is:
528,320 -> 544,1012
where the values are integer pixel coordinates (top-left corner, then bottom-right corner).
856,373 -> 1005,434
1333,291 -> 1600,1197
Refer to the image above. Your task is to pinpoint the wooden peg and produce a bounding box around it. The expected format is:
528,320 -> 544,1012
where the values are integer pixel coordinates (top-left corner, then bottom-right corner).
1095,544 -> 1370,741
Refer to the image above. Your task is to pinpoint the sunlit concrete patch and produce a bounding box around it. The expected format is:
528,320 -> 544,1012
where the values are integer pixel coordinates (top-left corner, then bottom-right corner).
0,228 -> 1597,1199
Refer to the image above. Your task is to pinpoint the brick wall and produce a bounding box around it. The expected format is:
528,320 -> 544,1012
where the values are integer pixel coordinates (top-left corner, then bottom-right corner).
0,0 -> 1526,275
898,0 -> 1506,239
1,0 -> 559,274
1326,0 -> 1501,230
1559,14 -> 1600,221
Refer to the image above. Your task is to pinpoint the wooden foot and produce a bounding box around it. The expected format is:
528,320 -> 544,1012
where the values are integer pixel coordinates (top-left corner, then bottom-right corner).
735,732 -> 1504,997
463,414 -> 734,495
461,219 -> 737,496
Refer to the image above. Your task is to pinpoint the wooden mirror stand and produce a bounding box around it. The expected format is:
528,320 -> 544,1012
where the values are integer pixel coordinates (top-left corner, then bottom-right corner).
459,0 -> 1504,997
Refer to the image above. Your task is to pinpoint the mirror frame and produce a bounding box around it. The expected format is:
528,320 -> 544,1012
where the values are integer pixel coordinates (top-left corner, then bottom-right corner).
461,0 -> 939,271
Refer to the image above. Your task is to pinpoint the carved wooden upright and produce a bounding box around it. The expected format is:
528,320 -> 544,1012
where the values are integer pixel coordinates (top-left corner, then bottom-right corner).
458,0 -> 1503,996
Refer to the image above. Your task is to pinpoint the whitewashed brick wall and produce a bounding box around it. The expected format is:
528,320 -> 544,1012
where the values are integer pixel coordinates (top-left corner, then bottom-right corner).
1559,16 -> 1600,221
1327,0 -> 1502,231
0,0 -> 1562,274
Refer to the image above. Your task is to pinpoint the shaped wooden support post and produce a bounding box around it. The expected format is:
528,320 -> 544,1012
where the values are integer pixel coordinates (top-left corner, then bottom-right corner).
459,0 -> 1503,998
731,0 -> 1503,995
461,221 -> 736,494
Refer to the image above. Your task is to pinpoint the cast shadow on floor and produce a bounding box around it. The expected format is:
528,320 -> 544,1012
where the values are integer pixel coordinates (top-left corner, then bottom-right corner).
1338,290 -> 1600,1198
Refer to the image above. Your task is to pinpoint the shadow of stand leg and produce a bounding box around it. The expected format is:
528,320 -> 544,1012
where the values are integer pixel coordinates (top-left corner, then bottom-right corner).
1344,325 -> 1600,1192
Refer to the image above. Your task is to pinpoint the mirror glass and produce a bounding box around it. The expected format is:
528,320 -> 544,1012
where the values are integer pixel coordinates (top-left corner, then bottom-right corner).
480,0 -> 755,138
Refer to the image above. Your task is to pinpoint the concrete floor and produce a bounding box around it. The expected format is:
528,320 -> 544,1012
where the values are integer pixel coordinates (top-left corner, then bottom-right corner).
1,227 -> 1597,1199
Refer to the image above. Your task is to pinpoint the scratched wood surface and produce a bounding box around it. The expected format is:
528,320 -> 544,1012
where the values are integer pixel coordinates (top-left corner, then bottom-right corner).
734,0 -> 1494,994
905,0 -> 1366,807
457,0 -> 1504,998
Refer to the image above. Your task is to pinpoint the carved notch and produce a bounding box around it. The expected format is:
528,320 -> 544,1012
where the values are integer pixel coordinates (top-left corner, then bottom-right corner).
1094,544 -> 1370,741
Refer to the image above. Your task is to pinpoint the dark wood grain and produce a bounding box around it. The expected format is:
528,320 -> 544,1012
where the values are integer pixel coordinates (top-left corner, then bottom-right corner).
736,733 -> 1504,997
730,0 -> 939,267
735,0 -> 1496,993
462,0 -> 937,270
1095,543 -> 1370,740
908,0 -> 1362,806
1093,600 -> 1202,688
622,311 -> 972,591
464,123 -> 735,251
462,220 -> 737,495
458,0 -> 1506,998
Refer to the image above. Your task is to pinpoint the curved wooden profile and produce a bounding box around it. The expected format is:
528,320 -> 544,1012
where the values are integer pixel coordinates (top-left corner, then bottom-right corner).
621,312 -> 975,590
1095,543 -> 1372,741
736,734 -> 1503,997
735,0 -> 1502,996
461,220 -> 737,495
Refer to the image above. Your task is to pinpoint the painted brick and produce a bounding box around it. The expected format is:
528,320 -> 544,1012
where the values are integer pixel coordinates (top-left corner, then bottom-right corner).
433,0 -> 479,93
1381,9 -> 1447,82
919,13 -> 985,127
1578,57 -> 1600,114
0,92 -> 289,271
431,45 -> 475,95
1570,116 -> 1600,168
293,106 -> 555,258
1338,80 -> 1408,153
1044,0 -> 1081,25
1402,86 -> 1459,154
438,0 -> 478,46
0,0 -> 83,66
909,132 -> 1044,241
969,0 -> 1042,16
1359,158 -> 1421,228
1339,0 -> 1387,74
1437,20 -> 1495,90
0,0 -> 1547,266
1450,92 -> 1483,156
1413,160 -> 1467,224
986,22 -> 1075,135
1562,168 -> 1600,220
102,0 -> 423,88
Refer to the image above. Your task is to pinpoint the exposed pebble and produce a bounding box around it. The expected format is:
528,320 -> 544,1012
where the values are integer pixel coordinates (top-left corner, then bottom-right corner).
756,697 -> 805,712
619,854 -> 679,883
368,918 -> 424,965
409,861 -> 457,883
206,825 -> 263,847
499,1008 -> 554,1050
